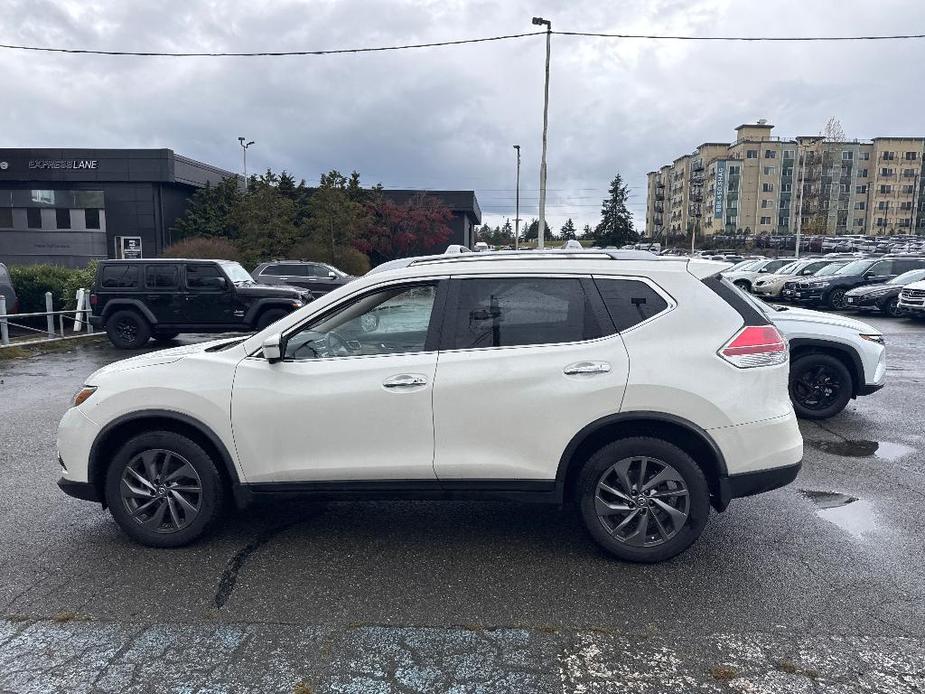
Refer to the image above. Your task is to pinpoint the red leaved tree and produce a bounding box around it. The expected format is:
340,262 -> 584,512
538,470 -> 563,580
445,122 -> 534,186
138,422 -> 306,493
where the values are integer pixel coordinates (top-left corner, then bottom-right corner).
357,193 -> 454,266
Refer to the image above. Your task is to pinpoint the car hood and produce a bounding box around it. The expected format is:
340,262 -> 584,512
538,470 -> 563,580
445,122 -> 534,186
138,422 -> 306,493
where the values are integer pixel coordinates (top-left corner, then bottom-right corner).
902,280 -> 925,292
845,282 -> 896,296
755,273 -> 794,285
769,305 -> 878,334
86,336 -> 247,382
235,283 -> 308,299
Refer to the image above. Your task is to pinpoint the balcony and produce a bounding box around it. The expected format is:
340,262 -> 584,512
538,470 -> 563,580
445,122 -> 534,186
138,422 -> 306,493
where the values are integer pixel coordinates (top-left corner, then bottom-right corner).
655,202 -> 664,212
656,181 -> 665,189
690,191 -> 703,202
692,160 -> 704,172
655,192 -> 665,201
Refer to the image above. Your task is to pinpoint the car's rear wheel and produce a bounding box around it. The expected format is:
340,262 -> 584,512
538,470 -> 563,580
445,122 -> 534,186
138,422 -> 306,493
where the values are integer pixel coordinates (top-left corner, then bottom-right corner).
104,431 -> 225,548
105,310 -> 151,349
576,437 -> 710,563
789,353 -> 853,419
827,288 -> 848,310
256,308 -> 289,330
882,297 -> 903,317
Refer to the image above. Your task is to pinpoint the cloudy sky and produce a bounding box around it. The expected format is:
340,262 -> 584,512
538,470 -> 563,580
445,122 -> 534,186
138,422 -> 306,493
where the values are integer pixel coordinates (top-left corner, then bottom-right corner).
4,0 -> 925,235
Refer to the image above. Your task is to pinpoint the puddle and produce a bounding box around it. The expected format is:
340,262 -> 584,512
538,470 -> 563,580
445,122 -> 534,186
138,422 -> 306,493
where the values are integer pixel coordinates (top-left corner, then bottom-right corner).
806,439 -> 915,461
799,489 -> 880,539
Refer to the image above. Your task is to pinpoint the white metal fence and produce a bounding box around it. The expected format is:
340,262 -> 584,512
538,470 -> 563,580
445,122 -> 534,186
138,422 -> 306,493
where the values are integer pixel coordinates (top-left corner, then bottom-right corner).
0,290 -> 94,346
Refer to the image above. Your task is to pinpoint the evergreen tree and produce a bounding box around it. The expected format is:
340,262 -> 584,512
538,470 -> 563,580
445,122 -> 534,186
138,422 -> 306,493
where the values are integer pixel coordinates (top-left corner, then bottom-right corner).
560,218 -> 577,240
170,177 -> 241,241
580,224 -> 593,240
499,219 -> 514,245
523,218 -> 539,241
594,174 -> 638,247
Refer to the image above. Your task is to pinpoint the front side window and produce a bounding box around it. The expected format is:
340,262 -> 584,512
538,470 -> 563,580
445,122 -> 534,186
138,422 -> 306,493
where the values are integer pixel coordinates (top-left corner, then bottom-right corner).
446,277 -> 603,350
186,264 -> 226,290
285,284 -> 436,360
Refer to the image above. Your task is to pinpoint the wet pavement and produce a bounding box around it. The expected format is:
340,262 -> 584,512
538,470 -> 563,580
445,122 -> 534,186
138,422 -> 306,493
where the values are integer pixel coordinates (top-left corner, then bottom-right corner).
1,315 -> 924,693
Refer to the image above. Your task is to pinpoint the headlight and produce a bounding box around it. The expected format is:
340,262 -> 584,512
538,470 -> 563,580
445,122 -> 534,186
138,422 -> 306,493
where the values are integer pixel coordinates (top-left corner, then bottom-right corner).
72,386 -> 97,407
860,334 -> 885,345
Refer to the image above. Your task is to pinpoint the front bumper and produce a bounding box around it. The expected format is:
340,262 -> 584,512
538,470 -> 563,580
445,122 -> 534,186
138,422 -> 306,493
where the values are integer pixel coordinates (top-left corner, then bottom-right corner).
717,461 -> 802,510
753,283 -> 784,298
790,286 -> 827,303
845,293 -> 889,309
898,299 -> 925,313
58,478 -> 101,502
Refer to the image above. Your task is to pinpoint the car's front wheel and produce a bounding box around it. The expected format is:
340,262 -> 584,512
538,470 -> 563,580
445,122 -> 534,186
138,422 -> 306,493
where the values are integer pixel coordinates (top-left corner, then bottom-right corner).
789,353 -> 853,419
881,297 -> 903,317
827,288 -> 848,310
576,437 -> 710,563
104,431 -> 225,547
105,310 -> 151,349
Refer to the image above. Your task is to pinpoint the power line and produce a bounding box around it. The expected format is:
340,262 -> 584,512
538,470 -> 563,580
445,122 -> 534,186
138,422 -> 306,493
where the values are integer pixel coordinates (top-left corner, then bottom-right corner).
553,30 -> 925,41
0,32 -> 544,57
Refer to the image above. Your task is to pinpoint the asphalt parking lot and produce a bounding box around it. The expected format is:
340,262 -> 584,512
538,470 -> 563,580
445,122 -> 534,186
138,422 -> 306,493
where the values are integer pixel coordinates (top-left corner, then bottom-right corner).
1,316 -> 924,693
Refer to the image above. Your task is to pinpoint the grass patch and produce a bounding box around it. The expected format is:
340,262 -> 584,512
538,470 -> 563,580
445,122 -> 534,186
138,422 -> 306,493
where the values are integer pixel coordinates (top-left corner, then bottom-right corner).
0,335 -> 105,361
709,664 -> 738,681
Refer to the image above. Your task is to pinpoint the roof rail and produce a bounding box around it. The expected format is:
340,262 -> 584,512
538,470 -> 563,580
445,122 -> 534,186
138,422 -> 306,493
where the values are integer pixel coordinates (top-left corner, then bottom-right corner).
409,248 -> 663,267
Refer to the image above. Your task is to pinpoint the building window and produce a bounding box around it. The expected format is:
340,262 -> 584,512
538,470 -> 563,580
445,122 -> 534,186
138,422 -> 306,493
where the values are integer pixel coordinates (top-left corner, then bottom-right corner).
783,149 -> 794,159
782,183 -> 792,192
876,217 -> 887,227
880,185 -> 892,194
84,208 -> 101,229
900,218 -> 912,227
903,185 -> 915,194
880,168 -> 895,176
761,199 -> 770,208
855,218 -> 865,227
728,165 -> 740,175
882,151 -> 895,160
765,150 -> 776,158
840,184 -> 849,193
779,216 -> 789,226
0,208 -> 12,228
746,150 -> 758,159
26,208 -> 42,229
900,201 -> 913,210
31,190 -> 54,205
762,182 -> 774,192
55,209 -> 71,229
905,151 -> 919,160
856,184 -> 868,194
855,201 -> 866,210
760,216 -> 771,224
903,168 -> 916,177
878,201 -> 889,210
842,151 -> 853,160
763,166 -> 775,175
859,169 -> 868,178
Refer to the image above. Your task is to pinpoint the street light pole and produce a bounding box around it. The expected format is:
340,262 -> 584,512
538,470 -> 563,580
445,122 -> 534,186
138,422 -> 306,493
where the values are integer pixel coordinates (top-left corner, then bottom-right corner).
532,16 -> 551,248
513,144 -> 521,250
237,137 -> 254,189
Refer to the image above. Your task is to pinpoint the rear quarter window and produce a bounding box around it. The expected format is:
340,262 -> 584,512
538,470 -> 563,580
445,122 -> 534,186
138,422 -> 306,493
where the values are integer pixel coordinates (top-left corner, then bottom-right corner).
594,278 -> 669,331
100,265 -> 139,289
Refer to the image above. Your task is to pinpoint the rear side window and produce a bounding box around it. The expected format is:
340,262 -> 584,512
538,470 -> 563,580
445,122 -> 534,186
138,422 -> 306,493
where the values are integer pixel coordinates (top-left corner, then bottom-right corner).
145,264 -> 179,289
100,265 -> 139,288
894,259 -> 925,274
263,264 -> 307,276
446,277 -> 603,349
594,279 -> 669,331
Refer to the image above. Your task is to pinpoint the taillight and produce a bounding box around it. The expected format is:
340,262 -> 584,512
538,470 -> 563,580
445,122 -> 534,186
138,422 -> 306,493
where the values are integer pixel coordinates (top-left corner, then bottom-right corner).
89,293 -> 98,306
719,325 -> 787,368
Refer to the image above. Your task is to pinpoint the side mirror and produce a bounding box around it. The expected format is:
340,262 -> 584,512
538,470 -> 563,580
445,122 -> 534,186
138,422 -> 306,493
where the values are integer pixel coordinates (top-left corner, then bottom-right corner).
327,271 -> 337,280
215,277 -> 228,289
262,333 -> 283,363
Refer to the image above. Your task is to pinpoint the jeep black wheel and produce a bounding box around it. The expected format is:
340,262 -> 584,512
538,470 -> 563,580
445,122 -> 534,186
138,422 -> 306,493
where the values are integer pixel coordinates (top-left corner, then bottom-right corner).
105,310 -> 151,349
256,308 -> 289,330
105,431 -> 225,548
576,437 -> 710,563
789,353 -> 853,419
827,288 -> 848,310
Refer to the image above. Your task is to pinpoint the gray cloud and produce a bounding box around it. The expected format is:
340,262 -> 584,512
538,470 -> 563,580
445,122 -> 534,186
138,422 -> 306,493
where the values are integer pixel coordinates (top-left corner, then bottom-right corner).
3,0 -> 925,234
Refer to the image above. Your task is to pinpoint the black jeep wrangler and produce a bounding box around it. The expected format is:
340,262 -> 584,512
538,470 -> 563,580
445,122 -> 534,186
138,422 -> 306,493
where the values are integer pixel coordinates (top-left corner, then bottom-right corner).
89,259 -> 311,349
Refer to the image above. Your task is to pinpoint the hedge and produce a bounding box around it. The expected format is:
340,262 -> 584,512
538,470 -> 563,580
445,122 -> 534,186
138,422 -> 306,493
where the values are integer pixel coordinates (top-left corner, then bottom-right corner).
9,262 -> 97,313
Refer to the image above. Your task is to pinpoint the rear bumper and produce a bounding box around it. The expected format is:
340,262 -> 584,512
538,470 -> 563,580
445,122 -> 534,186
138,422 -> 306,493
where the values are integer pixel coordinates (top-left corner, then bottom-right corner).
58,478 -> 101,502
717,461 -> 802,509
89,315 -> 103,327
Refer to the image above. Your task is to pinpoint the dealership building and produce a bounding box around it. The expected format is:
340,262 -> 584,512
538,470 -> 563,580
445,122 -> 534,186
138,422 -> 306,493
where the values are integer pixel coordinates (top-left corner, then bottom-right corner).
0,148 -> 482,267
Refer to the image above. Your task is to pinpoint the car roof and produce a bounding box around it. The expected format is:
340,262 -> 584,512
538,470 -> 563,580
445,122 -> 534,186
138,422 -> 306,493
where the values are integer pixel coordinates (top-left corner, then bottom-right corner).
99,258 -> 231,263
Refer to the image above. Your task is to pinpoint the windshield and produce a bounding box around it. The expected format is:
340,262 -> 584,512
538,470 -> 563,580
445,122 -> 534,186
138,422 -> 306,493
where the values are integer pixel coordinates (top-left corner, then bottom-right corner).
834,259 -> 877,276
776,261 -> 801,275
726,259 -> 760,272
889,269 -> 925,285
221,262 -> 256,284
813,262 -> 847,276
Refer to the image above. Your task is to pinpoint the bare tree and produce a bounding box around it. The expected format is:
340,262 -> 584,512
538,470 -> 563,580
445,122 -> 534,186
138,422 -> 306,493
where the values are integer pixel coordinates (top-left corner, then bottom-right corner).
821,116 -> 846,142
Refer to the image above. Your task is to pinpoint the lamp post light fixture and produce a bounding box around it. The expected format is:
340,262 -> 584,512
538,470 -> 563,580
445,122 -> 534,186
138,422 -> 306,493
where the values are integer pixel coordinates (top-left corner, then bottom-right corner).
513,144 -> 521,250
531,16 -> 552,248
237,137 -> 254,188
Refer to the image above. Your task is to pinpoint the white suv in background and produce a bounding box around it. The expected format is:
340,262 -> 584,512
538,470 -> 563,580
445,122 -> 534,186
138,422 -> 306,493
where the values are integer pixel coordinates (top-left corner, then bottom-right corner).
57,251 -> 803,563
898,279 -> 925,316
723,258 -> 792,292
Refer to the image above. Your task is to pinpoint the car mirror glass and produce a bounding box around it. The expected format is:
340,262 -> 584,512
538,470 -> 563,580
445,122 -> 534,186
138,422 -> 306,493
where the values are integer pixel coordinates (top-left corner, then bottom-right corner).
328,271 -> 337,279
262,333 -> 283,362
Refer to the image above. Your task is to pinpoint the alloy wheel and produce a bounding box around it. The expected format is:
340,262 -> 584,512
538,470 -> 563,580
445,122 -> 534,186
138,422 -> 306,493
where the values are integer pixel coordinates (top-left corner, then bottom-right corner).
594,456 -> 690,547
116,318 -> 138,343
793,364 -> 842,411
830,289 -> 847,309
120,449 -> 203,533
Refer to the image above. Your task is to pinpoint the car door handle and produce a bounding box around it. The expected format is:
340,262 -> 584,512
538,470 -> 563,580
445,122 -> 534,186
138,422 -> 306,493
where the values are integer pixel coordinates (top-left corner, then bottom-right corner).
382,374 -> 428,389
563,361 -> 611,376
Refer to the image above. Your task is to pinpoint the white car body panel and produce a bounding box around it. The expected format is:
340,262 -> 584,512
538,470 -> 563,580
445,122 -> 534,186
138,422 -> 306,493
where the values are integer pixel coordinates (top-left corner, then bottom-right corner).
898,279 -> 925,314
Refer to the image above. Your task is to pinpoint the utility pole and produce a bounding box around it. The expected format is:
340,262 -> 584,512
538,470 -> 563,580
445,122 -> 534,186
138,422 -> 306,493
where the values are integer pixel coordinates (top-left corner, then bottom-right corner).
532,16 -> 551,248
513,144 -> 521,249
238,137 -> 254,190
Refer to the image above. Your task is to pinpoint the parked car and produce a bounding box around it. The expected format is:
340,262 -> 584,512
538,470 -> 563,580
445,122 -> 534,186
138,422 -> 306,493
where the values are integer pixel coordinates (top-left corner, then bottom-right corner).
780,261 -> 848,302
738,291 -> 885,419
790,257 -> 925,309
752,259 -> 835,299
89,259 -> 311,349
722,258 -> 792,291
898,279 -> 925,316
58,250 -> 802,563
251,260 -> 353,297
0,262 -> 17,314
844,269 -> 925,317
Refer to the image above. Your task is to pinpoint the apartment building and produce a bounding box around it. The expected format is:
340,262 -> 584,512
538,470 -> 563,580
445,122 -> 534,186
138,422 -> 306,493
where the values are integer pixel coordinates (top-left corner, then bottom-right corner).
645,121 -> 925,240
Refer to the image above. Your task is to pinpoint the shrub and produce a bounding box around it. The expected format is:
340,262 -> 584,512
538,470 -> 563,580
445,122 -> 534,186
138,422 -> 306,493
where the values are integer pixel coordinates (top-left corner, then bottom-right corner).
9,264 -> 76,312
162,237 -> 241,262
62,261 -> 98,310
288,240 -> 370,276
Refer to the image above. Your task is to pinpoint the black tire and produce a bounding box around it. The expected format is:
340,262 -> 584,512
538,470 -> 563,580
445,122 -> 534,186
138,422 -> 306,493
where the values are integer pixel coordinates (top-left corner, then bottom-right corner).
827,287 -> 848,310
105,309 -> 152,349
153,331 -> 180,343
789,353 -> 853,419
576,437 -> 710,563
733,280 -> 752,292
255,308 -> 289,330
105,431 -> 225,548
881,297 -> 903,318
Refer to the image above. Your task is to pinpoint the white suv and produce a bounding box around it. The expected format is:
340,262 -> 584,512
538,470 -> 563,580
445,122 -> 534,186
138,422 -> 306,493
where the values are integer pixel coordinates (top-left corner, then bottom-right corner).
57,251 -> 803,563
898,279 -> 925,315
